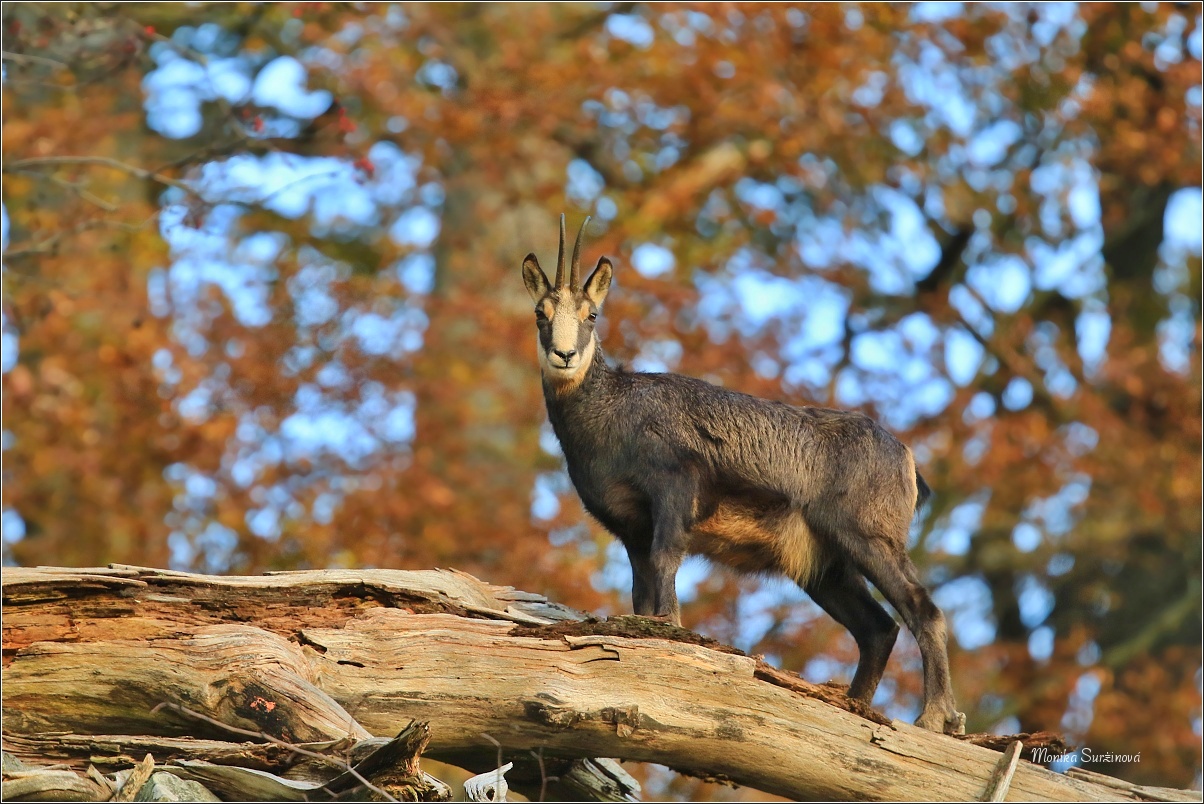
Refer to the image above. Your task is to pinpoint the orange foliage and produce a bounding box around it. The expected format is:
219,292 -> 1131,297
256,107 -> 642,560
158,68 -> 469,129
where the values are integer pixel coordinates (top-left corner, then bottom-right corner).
2,2 -> 1199,795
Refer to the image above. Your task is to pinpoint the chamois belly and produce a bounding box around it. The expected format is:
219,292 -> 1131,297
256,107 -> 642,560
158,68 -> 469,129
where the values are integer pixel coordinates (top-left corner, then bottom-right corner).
689,501 -> 824,586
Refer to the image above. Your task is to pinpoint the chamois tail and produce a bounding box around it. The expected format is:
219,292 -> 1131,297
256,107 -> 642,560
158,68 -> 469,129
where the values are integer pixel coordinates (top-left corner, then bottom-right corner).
915,469 -> 933,513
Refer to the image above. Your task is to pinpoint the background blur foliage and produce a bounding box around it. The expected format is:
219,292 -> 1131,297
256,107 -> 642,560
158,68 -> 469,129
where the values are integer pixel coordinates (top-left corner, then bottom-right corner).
2,2 -> 1200,797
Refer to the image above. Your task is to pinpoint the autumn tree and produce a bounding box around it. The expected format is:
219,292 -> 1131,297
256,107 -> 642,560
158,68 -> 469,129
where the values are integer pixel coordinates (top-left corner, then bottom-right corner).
2,2 -> 1200,797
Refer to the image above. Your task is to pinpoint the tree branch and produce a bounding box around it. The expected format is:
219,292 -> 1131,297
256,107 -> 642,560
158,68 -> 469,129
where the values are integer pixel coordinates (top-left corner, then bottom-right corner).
1,50 -> 68,69
2,212 -> 161,262
4,155 -> 197,197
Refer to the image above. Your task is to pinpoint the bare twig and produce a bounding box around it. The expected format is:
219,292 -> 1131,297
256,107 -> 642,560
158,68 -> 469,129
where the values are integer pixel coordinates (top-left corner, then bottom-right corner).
1,50 -> 67,69
3,211 -> 161,261
948,291 -> 1063,420
154,138 -> 249,172
0,76 -> 78,91
529,747 -> 549,803
206,168 -> 351,213
479,733 -> 503,770
255,169 -> 349,205
141,28 -> 288,169
8,168 -> 120,212
151,702 -> 398,802
4,156 -> 198,197
478,734 -> 511,801
49,177 -> 120,212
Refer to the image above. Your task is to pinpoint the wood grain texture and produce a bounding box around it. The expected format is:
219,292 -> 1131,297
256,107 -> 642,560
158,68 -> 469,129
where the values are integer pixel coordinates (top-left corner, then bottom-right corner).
2,566 -> 1193,802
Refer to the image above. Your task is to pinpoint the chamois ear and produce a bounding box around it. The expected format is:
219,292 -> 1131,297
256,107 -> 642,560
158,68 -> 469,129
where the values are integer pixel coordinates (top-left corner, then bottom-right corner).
522,253 -> 550,303
583,256 -> 613,307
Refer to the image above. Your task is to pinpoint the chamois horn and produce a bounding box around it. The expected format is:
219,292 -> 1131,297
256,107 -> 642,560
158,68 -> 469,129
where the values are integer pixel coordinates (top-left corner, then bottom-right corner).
553,214 -> 568,288
570,215 -> 591,289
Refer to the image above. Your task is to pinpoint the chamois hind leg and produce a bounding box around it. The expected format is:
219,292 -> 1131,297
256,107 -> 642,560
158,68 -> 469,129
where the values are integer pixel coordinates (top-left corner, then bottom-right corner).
803,562 -> 899,704
840,531 -> 964,734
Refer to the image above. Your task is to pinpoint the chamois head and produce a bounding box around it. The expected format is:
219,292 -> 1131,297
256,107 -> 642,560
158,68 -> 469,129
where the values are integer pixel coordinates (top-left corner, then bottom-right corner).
521,215 -> 613,391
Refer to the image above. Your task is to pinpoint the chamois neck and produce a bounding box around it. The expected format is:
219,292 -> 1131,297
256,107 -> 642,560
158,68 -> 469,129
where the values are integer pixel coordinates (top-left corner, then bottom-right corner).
541,342 -> 616,410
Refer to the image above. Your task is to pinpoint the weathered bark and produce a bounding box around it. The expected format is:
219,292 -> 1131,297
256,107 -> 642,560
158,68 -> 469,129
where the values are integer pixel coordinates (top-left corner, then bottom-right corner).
2,566 -> 1198,802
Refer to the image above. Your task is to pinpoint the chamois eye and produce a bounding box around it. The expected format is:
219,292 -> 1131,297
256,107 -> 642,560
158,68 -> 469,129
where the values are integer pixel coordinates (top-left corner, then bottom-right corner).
535,308 -> 547,320
588,312 -> 598,322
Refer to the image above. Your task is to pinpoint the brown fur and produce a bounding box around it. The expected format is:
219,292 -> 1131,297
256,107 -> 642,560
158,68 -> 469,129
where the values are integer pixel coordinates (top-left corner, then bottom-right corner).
691,501 -> 825,584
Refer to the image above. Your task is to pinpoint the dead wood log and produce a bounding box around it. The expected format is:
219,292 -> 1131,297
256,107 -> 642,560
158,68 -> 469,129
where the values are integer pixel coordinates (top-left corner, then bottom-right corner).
2,565 -> 1197,802
2,752 -> 113,802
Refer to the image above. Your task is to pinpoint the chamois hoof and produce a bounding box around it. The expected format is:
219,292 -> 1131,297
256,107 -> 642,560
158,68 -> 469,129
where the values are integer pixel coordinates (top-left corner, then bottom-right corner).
915,709 -> 966,735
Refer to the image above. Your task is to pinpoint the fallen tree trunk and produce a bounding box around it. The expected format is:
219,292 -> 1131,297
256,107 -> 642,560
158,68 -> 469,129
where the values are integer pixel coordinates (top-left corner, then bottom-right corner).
1,565 -> 1197,802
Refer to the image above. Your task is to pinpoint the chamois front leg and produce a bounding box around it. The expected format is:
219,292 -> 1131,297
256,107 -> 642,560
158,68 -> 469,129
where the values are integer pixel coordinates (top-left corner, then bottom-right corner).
648,480 -> 694,626
649,544 -> 685,625
627,547 -> 655,616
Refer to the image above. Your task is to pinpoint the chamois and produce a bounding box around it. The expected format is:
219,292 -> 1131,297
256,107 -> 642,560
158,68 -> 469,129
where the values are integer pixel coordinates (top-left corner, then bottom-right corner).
521,216 -> 965,734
